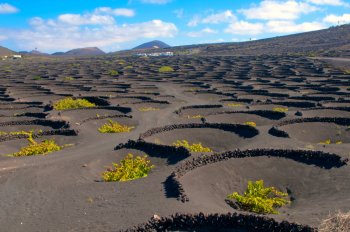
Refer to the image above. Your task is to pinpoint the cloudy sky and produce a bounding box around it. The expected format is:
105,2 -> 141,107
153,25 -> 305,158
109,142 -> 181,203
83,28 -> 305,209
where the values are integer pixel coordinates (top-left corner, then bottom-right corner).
0,0 -> 349,53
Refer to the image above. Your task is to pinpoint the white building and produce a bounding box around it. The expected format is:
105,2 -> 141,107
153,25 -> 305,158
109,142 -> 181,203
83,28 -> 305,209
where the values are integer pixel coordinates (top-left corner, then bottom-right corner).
136,52 -> 174,57
1,54 -> 22,60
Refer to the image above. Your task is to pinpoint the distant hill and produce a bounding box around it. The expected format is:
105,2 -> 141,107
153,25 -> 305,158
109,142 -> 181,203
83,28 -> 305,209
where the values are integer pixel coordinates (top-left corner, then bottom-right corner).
30,50 -> 49,55
55,47 -> 105,56
116,24 -> 350,57
19,50 -> 49,56
175,24 -> 350,57
0,46 -> 15,56
51,52 -> 65,56
133,40 -> 170,50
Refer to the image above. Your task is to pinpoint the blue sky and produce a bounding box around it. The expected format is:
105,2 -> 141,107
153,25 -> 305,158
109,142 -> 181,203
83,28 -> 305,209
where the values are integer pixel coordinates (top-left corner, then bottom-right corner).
0,0 -> 349,53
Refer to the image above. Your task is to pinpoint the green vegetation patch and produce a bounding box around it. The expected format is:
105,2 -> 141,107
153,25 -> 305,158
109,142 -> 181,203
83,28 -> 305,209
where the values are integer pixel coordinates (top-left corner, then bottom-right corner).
341,69 -> 350,75
53,97 -> 96,110
173,140 -> 212,152
98,119 -> 134,133
6,131 -> 69,157
227,180 -> 290,214
102,153 -> 154,182
63,76 -> 75,81
108,70 -> 119,76
227,103 -> 243,107
245,121 -> 257,127
10,139 -> 62,157
158,66 -> 174,73
319,139 -> 342,145
187,115 -> 203,119
139,107 -> 159,112
0,130 -> 42,137
272,107 -> 288,113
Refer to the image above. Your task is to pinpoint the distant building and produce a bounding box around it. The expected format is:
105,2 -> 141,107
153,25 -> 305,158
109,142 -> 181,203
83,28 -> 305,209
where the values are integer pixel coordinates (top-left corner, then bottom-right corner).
1,54 -> 22,60
136,52 -> 174,57
136,53 -> 148,57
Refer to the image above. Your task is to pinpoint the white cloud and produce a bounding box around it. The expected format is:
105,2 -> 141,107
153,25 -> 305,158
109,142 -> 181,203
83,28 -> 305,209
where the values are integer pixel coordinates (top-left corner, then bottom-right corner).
266,20 -> 325,33
95,7 -> 135,17
202,28 -> 217,33
173,9 -> 184,19
141,0 -> 172,4
202,10 -> 236,24
323,14 -> 350,24
28,17 -> 44,26
0,3 -> 18,14
3,7 -> 174,52
188,10 -> 236,27
0,35 -> 7,41
214,38 -> 225,43
187,27 -> 217,37
225,21 -> 264,35
187,15 -> 201,27
239,0 -> 318,20
58,14 -> 115,26
56,7 -> 135,26
2,15 -> 177,52
224,18 -> 325,36
307,0 -> 349,6
231,38 -> 241,42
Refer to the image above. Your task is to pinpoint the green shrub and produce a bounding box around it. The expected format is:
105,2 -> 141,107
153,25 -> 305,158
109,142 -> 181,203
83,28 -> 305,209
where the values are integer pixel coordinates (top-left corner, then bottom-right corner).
158,66 -> 174,73
108,70 -> 119,76
53,97 -> 96,110
173,140 -> 212,152
272,107 -> 288,113
6,131 -> 64,157
102,153 -> 154,182
227,180 -> 290,214
9,140 -> 62,157
227,103 -> 243,107
63,76 -> 75,81
319,139 -> 331,145
98,119 -> 134,133
0,130 -> 42,137
319,139 -> 343,145
341,69 -> 350,75
139,107 -> 159,112
307,52 -> 318,57
245,121 -> 257,127
187,115 -> 202,119
116,59 -> 126,64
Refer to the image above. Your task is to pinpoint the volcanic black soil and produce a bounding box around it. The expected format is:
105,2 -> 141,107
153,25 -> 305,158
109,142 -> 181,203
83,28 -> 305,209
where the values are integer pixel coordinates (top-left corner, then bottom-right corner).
0,54 -> 349,231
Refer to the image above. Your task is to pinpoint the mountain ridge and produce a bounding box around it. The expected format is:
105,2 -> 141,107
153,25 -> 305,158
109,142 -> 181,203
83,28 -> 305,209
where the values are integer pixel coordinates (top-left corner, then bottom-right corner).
0,46 -> 15,56
115,24 -> 350,57
53,47 -> 105,56
133,40 -> 170,50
